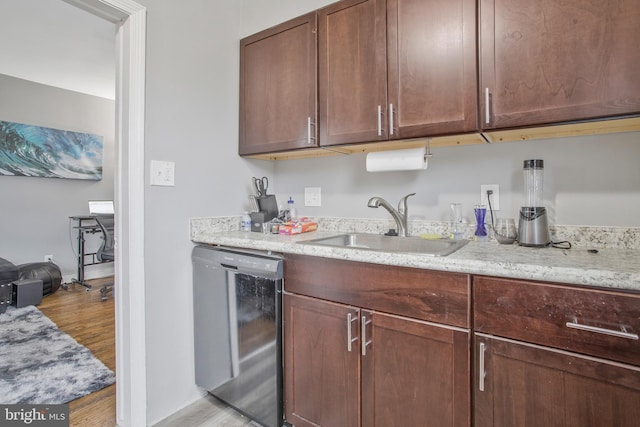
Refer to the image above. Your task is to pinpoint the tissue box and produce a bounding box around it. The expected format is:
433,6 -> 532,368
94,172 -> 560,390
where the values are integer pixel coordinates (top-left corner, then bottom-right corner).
278,218 -> 318,235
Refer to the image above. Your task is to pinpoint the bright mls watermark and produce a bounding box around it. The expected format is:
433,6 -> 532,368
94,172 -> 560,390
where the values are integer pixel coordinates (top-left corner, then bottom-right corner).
1,405 -> 68,426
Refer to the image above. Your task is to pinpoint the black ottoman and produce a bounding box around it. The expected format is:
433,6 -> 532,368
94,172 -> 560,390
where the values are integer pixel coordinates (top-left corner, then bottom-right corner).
17,262 -> 62,296
0,257 -> 19,314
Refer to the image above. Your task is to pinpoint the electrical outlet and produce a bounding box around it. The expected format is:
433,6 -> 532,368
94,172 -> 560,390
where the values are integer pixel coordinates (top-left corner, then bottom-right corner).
304,187 -> 322,207
480,184 -> 500,210
44,255 -> 54,262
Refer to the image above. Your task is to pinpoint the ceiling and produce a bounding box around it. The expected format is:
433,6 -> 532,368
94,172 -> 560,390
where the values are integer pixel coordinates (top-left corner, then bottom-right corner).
0,0 -> 116,100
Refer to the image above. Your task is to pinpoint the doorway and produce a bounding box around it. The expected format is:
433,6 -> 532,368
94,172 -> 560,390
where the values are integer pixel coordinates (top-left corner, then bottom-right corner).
64,0 -> 147,425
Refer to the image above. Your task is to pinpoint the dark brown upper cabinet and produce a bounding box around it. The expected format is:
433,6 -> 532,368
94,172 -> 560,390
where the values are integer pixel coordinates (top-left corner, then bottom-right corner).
318,0 -> 478,147
239,13 -> 318,155
480,0 -> 640,130
318,0 -> 387,146
387,0 -> 478,139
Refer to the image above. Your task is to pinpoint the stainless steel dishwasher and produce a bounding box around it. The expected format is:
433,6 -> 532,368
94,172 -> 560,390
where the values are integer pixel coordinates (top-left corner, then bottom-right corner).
192,245 -> 284,427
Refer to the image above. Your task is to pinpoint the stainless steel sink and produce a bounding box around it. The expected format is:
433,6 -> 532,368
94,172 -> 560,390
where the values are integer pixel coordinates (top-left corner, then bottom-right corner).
300,233 -> 468,256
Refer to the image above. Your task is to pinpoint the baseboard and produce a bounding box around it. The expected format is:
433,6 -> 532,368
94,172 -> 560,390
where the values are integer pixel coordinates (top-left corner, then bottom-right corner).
62,262 -> 114,285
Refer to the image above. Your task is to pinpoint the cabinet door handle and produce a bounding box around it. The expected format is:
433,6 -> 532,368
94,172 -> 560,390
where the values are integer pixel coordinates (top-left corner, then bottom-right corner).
376,105 -> 387,137
478,342 -> 487,392
389,103 -> 394,136
484,88 -> 491,124
347,312 -> 359,352
307,117 -> 316,145
361,314 -> 372,356
566,318 -> 639,340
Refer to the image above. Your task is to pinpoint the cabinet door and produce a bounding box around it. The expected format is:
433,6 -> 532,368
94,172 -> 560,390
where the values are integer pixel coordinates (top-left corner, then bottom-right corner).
283,293 -> 360,427
480,0 -> 640,129
361,311 -> 470,427
239,13 -> 317,155
387,0 -> 477,138
319,0 -> 388,146
474,335 -> 640,427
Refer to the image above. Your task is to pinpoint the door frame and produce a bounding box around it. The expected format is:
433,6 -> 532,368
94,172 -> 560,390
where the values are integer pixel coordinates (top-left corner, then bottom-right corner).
63,1 -> 147,425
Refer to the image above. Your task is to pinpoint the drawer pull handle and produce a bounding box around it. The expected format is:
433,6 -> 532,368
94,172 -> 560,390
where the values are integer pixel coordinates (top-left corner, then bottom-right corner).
478,342 -> 487,392
347,312 -> 359,352
566,319 -> 639,340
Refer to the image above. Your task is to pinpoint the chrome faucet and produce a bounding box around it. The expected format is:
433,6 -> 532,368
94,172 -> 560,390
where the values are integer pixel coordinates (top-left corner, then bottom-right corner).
367,193 -> 416,237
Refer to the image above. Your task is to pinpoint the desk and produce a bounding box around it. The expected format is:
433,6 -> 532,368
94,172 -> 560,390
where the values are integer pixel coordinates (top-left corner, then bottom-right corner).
69,215 -> 113,289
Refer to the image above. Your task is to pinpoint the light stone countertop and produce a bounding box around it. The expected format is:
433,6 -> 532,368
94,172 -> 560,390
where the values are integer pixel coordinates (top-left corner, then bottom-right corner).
191,224 -> 640,293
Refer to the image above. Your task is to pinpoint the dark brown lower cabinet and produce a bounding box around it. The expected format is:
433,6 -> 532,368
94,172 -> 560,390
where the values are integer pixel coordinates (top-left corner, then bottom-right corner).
361,311 -> 469,427
283,293 -> 360,427
474,334 -> 640,427
284,292 -> 470,427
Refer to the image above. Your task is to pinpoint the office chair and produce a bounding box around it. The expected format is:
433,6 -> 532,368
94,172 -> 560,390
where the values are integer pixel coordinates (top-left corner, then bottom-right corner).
94,214 -> 115,301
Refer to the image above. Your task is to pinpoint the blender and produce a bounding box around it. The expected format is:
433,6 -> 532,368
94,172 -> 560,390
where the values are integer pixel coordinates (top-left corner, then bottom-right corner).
518,159 -> 550,247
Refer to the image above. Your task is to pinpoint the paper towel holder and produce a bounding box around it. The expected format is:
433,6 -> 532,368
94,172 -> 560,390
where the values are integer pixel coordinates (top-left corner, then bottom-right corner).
424,139 -> 433,160
365,139 -> 434,172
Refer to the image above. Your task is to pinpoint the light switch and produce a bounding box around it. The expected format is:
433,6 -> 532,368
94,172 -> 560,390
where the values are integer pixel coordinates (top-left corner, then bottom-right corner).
150,160 -> 175,186
304,187 -> 321,207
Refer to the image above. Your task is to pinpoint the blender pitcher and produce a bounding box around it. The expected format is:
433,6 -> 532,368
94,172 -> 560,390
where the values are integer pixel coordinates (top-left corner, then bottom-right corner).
518,159 -> 550,247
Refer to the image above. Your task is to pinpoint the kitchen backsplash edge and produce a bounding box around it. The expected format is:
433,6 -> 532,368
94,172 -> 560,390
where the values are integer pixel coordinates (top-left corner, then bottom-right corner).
190,216 -> 640,250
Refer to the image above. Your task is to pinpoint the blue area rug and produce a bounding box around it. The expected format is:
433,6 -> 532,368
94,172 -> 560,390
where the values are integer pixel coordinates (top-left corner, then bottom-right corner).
0,305 -> 115,404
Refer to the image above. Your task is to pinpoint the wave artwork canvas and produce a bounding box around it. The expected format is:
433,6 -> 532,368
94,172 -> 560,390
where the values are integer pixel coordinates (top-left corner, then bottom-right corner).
0,120 -> 103,180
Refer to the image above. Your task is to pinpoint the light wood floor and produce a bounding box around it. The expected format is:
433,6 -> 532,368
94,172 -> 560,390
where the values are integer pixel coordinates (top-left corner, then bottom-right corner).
39,277 -> 116,427
153,394 -> 254,427
39,277 -> 251,427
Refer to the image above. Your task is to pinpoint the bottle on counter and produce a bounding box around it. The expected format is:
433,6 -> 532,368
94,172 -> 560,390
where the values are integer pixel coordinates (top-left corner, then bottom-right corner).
287,197 -> 297,221
241,211 -> 252,232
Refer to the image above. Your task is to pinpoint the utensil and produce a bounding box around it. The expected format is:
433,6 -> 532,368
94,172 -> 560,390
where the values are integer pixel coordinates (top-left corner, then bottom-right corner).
248,195 -> 259,212
253,176 -> 268,196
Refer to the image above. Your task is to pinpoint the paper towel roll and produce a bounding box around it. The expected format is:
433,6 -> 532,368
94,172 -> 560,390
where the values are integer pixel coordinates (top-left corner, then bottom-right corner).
366,147 -> 428,172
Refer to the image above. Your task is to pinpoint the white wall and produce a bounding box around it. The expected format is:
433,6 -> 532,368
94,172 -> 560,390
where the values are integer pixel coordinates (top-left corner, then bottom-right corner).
273,132 -> 640,227
0,74 -> 115,279
139,0 -> 640,423
140,1 -> 341,422
139,1 -> 274,423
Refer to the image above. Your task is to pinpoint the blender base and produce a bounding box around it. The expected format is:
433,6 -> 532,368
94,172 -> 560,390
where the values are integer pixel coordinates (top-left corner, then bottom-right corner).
518,207 -> 550,247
